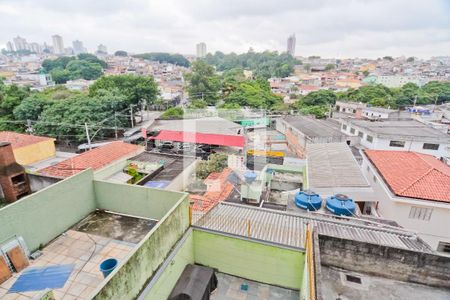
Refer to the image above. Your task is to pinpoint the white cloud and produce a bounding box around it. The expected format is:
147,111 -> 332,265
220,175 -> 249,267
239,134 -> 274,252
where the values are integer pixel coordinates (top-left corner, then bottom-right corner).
0,0 -> 449,58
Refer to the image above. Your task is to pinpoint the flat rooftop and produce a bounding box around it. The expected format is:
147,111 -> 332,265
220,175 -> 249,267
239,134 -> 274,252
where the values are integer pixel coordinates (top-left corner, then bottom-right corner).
0,210 -> 155,299
72,210 -> 158,244
346,119 -> 449,141
320,266 -> 450,300
307,143 -> 369,189
196,202 -> 431,251
211,272 -> 299,300
131,152 -> 195,182
283,115 -> 344,138
150,117 -> 242,135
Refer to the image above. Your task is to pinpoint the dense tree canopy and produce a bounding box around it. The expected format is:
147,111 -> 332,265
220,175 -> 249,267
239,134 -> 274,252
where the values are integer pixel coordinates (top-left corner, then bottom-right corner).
185,60 -> 221,105
89,74 -> 159,105
204,50 -> 300,79
133,52 -> 190,67
42,54 -> 107,84
114,50 -> 128,57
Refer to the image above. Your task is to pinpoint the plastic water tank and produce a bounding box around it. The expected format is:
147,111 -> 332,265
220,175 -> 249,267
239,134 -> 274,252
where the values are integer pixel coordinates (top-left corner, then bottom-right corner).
243,171 -> 257,184
294,190 -> 322,211
326,194 -> 356,216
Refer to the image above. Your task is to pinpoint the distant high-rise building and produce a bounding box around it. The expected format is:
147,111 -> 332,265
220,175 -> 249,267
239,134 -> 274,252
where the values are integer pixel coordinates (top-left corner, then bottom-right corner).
52,35 -> 64,54
72,40 -> 86,54
6,41 -> 14,52
196,42 -> 207,58
29,42 -> 42,54
287,34 -> 296,56
13,36 -> 28,51
97,44 -> 107,54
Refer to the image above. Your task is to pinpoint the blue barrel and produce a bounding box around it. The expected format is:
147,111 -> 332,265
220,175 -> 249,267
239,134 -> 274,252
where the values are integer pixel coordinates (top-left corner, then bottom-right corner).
326,194 -> 356,216
244,171 -> 257,183
294,190 -> 322,211
99,258 -> 118,278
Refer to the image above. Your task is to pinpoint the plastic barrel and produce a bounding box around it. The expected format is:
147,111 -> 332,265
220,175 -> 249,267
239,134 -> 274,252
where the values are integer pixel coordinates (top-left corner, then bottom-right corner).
99,258 -> 118,278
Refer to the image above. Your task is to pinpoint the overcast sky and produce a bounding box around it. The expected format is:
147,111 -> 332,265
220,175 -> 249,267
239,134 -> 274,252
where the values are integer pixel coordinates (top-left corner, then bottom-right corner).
1,0 -> 449,58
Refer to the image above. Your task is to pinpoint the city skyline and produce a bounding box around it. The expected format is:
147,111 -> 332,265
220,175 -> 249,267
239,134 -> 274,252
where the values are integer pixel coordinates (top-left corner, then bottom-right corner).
0,0 -> 450,58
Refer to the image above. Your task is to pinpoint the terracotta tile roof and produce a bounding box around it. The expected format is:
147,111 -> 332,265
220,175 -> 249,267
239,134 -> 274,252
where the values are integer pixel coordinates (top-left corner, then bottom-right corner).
190,168 -> 235,212
365,150 -> 450,203
0,131 -> 54,149
38,141 -> 143,178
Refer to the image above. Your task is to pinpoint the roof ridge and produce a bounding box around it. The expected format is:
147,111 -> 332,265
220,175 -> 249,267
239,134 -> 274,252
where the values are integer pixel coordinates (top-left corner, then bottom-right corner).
398,167 -> 434,195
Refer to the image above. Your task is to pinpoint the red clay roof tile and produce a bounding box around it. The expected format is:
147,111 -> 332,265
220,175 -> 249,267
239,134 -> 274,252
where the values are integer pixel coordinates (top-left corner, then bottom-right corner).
38,141 -> 142,178
0,131 -> 54,149
365,150 -> 450,203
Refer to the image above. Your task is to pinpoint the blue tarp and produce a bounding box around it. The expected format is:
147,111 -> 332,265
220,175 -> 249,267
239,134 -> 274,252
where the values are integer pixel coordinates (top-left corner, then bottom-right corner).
144,181 -> 171,188
9,264 -> 74,293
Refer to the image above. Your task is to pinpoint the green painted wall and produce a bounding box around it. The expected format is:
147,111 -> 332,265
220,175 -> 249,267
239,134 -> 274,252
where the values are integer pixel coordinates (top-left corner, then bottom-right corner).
0,170 -> 96,251
94,180 -> 187,220
91,196 -> 190,300
144,231 -> 195,300
193,230 -> 304,290
93,159 -> 128,180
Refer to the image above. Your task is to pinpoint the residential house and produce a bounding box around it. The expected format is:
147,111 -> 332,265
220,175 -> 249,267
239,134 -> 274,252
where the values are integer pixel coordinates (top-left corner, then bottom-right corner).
362,150 -> 450,252
340,119 -> 450,159
0,131 -> 56,165
276,116 -> 352,158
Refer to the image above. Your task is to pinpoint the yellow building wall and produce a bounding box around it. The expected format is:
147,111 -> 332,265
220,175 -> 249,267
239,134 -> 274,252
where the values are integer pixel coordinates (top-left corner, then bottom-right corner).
14,140 -> 56,165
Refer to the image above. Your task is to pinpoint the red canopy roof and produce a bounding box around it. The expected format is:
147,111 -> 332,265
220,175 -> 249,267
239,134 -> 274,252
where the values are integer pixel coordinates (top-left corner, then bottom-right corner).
150,130 -> 245,148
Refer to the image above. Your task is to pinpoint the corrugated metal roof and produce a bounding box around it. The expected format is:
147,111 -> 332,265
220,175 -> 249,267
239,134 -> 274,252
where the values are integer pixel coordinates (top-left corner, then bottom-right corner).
195,202 -> 430,252
307,143 -> 369,188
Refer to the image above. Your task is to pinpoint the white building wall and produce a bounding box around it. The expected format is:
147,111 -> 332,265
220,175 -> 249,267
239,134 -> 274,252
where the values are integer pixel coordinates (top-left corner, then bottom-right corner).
340,122 -> 450,158
361,156 -> 450,251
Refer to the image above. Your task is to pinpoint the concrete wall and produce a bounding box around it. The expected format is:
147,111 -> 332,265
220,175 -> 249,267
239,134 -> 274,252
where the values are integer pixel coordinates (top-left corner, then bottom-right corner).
361,157 -> 450,250
341,122 -> 450,158
92,195 -> 190,300
93,159 -> 128,180
193,229 -> 305,290
14,140 -> 56,165
142,230 -> 195,300
94,180 -> 187,220
165,159 -> 199,191
319,235 -> 450,288
28,173 -> 61,193
0,170 -> 96,251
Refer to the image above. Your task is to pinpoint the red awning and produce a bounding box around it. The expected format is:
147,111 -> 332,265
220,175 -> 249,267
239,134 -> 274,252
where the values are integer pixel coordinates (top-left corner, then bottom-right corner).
149,130 -> 245,148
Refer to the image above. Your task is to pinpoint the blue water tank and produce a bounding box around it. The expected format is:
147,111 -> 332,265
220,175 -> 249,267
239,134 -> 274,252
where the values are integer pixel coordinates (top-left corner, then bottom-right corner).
294,190 -> 322,211
326,194 -> 356,216
244,171 -> 257,183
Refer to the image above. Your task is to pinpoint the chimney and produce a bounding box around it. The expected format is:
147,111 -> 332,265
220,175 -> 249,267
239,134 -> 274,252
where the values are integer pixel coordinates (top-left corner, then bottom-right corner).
0,142 -> 31,203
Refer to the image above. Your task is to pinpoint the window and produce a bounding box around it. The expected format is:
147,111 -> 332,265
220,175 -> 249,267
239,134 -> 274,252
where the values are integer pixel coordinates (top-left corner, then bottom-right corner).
342,124 -> 347,130
437,242 -> 450,253
423,143 -> 439,150
350,128 -> 355,134
358,131 -> 364,138
366,166 -> 370,172
389,140 -> 405,148
346,275 -> 362,284
409,206 -> 433,221
372,175 -> 377,183
366,135 -> 373,143
352,109 -> 356,113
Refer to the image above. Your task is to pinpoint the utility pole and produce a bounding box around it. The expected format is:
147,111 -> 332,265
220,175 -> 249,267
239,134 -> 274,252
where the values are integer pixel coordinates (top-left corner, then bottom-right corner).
114,112 -> 118,139
85,123 -> 91,150
413,95 -> 417,108
130,105 -> 134,128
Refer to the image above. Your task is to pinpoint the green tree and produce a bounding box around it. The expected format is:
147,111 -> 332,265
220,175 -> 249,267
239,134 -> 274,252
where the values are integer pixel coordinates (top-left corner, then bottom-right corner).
89,74 -> 159,105
325,64 -> 335,71
185,60 -> 221,105
133,52 -> 190,67
160,107 -> 184,119
114,50 -> 128,57
196,153 -> 228,179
